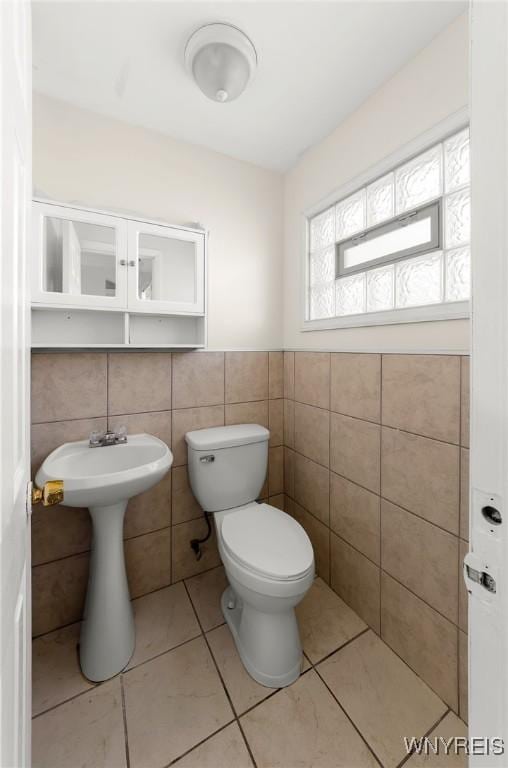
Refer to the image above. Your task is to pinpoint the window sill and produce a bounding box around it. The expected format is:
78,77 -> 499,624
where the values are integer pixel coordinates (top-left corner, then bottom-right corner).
301,301 -> 470,331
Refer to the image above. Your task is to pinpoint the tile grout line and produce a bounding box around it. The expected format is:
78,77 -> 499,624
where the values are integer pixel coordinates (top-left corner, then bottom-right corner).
313,663 -> 385,768
290,446 -> 460,540
395,708 -> 451,768
182,579 -> 259,768
119,674 -> 131,768
164,720 -> 237,768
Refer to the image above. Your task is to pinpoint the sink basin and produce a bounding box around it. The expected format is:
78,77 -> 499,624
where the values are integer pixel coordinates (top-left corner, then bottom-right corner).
36,433 -> 172,508
35,433 -> 173,683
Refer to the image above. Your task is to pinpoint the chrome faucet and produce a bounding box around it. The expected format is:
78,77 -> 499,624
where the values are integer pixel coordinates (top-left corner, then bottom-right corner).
89,427 -> 128,448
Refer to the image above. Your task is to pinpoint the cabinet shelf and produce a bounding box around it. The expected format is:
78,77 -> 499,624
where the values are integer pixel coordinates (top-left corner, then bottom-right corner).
31,307 -> 206,349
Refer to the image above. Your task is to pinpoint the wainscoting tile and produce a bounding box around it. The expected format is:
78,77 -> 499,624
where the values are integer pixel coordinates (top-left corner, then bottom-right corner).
31,352 -> 107,424
240,670 -> 378,768
381,499 -> 459,622
284,447 -> 295,499
289,500 -> 330,583
318,630 -> 446,768
330,413 -> 380,493
296,577 -> 366,663
123,637 -> 233,768
171,465 -> 202,525
382,355 -> 460,443
32,505 -> 91,567
381,572 -> 458,710
330,534 -> 380,632
172,405 -> 225,465
174,723 -> 253,768
269,446 -> 284,495
108,352 -> 172,415
225,400 -> 269,429
32,553 -> 89,637
269,494 -> 285,510
32,623 -> 92,717
461,356 -> 470,448
294,351 -> 330,409
124,527 -> 171,599
460,448 -> 469,541
127,582 -> 200,669
225,352 -> 268,403
294,402 -> 329,467
172,351 -> 224,409
185,565 -> 228,632
283,351 -> 295,400
269,351 -> 284,399
330,353 -> 380,423
268,398 -> 283,446
31,417 -> 107,476
283,399 -> 295,449
171,517 -> 221,582
330,473 -> 380,564
108,410 -> 172,449
124,473 -> 171,539
32,678 -> 126,768
381,427 -> 460,534
459,630 -> 468,723
294,453 -> 329,525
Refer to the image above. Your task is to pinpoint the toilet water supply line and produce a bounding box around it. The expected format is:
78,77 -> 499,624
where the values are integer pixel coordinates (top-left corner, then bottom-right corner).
190,510 -> 212,560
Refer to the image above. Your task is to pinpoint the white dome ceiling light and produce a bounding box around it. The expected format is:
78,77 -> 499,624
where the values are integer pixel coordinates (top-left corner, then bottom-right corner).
184,23 -> 257,104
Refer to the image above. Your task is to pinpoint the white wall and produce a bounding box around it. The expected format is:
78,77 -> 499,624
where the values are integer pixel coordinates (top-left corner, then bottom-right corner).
32,92 -> 284,350
283,13 -> 470,353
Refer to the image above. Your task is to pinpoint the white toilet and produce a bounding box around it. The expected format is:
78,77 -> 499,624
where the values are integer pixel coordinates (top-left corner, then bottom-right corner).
186,423 -> 314,688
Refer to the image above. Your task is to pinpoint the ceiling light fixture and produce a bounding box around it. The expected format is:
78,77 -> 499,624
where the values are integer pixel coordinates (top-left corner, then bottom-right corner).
184,23 -> 257,104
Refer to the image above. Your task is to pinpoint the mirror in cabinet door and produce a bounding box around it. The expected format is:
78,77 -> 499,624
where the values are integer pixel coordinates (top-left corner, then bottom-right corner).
127,220 -> 205,314
32,202 -> 128,309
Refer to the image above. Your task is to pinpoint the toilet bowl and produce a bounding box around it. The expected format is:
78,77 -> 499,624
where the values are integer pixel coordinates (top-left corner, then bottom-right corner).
186,424 -> 314,688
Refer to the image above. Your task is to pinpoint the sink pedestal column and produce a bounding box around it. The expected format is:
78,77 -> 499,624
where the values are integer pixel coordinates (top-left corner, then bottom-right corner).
80,501 -> 135,682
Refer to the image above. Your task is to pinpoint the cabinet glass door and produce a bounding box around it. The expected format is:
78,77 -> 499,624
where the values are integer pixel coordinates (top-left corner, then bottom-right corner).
32,203 -> 128,308
128,221 -> 205,314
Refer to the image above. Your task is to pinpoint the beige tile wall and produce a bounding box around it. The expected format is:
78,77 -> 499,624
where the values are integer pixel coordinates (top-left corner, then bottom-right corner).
283,351 -> 470,721
31,347 -> 470,722
31,351 -> 285,638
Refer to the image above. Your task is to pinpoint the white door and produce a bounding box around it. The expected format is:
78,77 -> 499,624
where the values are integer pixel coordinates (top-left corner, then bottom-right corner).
467,2 -> 508,763
0,0 -> 32,766
32,202 -> 129,309
127,220 -> 205,314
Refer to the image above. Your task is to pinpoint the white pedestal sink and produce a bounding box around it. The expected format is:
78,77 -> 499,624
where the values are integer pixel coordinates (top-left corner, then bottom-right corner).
36,434 -> 173,682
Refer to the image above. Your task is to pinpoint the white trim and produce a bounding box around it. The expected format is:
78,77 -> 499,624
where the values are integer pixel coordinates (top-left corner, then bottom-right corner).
285,347 -> 469,355
32,197 -> 206,235
302,301 -> 469,331
468,2 -> 508,759
301,107 -> 470,331
303,107 -> 469,219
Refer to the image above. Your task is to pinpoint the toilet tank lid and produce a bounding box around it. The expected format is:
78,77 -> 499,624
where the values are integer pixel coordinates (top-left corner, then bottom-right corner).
185,424 -> 270,450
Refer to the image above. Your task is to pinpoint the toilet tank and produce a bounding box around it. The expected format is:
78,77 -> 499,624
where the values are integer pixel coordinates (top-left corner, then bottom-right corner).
186,424 -> 269,512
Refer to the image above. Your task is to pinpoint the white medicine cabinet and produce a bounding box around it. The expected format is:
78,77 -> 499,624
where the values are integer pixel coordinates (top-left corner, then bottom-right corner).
31,201 -> 207,348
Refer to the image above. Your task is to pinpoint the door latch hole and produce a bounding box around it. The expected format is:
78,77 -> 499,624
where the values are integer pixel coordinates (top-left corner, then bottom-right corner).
482,505 -> 502,525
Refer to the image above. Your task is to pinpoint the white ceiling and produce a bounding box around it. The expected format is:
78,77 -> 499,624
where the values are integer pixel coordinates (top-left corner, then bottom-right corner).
32,1 -> 466,171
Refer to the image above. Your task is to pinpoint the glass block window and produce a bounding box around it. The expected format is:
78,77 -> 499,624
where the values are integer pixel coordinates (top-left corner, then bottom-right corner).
307,126 -> 470,321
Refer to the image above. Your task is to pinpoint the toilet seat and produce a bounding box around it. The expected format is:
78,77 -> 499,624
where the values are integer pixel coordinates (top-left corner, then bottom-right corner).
220,503 -> 314,582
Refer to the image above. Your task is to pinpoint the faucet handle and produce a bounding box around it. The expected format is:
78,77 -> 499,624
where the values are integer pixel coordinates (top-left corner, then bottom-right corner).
115,425 -> 128,443
89,430 -> 104,447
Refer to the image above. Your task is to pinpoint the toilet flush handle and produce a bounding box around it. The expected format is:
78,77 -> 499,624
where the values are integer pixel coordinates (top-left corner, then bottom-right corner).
200,454 -> 215,463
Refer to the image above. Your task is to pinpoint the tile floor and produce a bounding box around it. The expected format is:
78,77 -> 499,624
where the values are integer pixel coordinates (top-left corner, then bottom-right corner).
32,570 -> 467,768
